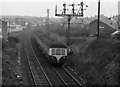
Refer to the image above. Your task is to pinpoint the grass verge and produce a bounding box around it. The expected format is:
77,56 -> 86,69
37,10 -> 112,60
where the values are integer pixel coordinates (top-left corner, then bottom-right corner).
2,37 -> 22,86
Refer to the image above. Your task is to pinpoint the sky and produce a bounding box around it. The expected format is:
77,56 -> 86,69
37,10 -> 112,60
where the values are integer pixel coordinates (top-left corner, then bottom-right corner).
0,0 -> 119,18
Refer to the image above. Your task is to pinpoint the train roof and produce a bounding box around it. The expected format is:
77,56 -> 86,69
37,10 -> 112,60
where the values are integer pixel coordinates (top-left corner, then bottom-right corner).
49,43 -> 67,48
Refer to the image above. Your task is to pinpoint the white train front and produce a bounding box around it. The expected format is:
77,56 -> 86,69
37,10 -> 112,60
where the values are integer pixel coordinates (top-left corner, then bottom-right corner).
48,44 -> 67,64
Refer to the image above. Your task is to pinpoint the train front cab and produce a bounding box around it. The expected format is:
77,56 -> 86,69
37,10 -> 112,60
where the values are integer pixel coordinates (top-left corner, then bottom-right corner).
48,47 -> 67,64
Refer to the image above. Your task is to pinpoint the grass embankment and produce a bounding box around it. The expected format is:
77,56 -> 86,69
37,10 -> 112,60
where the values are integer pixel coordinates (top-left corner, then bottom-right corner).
67,37 -> 120,86
2,37 -> 22,85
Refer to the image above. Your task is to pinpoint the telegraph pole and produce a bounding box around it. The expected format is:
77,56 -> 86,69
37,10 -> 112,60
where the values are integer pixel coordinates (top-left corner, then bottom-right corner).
97,0 -> 100,37
46,9 -> 50,36
67,15 -> 71,45
55,2 -> 88,46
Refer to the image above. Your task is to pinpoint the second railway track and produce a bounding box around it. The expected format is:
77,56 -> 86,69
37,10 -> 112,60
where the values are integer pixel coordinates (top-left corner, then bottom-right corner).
25,38 -> 53,86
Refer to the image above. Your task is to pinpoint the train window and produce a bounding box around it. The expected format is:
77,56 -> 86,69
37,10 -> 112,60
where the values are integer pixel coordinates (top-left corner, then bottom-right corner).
52,49 -> 55,55
56,48 -> 61,55
62,49 -> 65,55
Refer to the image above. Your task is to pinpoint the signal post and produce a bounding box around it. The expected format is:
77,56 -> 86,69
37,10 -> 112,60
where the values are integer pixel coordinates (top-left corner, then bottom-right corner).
55,2 -> 88,46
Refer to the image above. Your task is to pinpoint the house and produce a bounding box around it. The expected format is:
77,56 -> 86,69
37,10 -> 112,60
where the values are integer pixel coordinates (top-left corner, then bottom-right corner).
88,19 -> 116,38
8,24 -> 23,33
118,14 -> 120,30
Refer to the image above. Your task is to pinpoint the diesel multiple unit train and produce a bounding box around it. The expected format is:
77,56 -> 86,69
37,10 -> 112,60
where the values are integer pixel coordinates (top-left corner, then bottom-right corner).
34,33 -> 68,64
48,44 -> 67,64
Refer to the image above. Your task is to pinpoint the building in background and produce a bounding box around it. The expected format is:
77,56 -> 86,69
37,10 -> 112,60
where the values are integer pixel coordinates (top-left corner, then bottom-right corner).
89,19 -> 116,38
8,24 -> 23,33
110,1 -> 120,40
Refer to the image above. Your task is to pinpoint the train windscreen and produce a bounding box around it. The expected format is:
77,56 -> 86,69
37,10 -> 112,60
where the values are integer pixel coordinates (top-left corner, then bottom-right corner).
62,49 -> 65,55
52,49 -> 55,55
56,48 -> 61,55
51,48 -> 66,55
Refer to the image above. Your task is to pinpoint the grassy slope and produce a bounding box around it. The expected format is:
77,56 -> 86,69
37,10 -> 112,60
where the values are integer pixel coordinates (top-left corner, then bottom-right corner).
2,35 -> 22,85
68,38 -> 120,86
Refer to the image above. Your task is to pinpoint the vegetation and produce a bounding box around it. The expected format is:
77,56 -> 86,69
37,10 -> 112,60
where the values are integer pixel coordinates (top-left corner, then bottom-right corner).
2,36 -> 22,86
67,38 -> 120,86
46,23 -> 89,37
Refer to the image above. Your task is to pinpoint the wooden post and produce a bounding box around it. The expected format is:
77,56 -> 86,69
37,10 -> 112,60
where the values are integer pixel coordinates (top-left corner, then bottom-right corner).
97,0 -> 100,37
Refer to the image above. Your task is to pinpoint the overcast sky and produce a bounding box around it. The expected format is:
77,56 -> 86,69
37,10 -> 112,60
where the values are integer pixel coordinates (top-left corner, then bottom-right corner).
0,0 -> 119,17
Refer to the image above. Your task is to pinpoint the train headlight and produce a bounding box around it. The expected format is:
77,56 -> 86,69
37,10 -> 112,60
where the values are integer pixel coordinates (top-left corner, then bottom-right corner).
50,56 -> 53,58
62,56 -> 66,58
50,56 -> 55,58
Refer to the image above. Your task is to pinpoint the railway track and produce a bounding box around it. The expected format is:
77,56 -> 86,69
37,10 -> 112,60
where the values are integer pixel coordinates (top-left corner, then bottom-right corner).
25,47 -> 37,86
66,66 -> 85,84
63,66 -> 86,86
31,36 -> 85,87
19,32 -> 36,85
25,39 -> 53,86
52,66 -> 85,87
